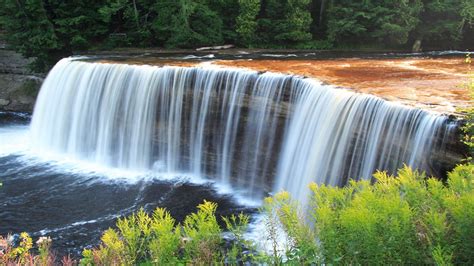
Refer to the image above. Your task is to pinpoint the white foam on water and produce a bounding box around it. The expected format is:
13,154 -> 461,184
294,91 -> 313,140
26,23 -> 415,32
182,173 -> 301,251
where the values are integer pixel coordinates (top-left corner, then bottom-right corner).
245,213 -> 293,258
0,125 -> 259,207
261,53 -> 298,58
0,125 -> 30,156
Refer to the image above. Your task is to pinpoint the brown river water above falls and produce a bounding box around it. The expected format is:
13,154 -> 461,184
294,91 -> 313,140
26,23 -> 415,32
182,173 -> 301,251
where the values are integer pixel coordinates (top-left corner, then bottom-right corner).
215,57 -> 471,115
100,56 -> 471,114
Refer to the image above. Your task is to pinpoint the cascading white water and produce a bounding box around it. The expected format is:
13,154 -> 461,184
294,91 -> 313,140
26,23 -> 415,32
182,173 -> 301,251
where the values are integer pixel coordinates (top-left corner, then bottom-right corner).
275,78 -> 455,207
30,58 -> 456,203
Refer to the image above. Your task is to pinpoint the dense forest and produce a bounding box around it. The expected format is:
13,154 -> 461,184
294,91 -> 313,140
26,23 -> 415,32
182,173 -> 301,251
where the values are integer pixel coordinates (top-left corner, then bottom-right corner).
0,0 -> 473,71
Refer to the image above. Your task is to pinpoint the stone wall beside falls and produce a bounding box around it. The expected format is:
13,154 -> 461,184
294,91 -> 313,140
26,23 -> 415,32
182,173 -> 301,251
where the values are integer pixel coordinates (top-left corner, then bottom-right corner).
30,58 -> 465,203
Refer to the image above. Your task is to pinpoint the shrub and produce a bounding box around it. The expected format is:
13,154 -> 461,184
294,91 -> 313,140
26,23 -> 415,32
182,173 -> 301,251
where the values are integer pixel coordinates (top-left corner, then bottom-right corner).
0,232 -> 61,265
261,191 -> 320,264
80,201 -> 250,265
2,163 -> 472,265
462,53 -> 474,160
148,208 -> 181,265
307,164 -> 474,265
222,212 -> 251,264
8,232 -> 34,264
37,236 -> 53,265
182,201 -> 222,264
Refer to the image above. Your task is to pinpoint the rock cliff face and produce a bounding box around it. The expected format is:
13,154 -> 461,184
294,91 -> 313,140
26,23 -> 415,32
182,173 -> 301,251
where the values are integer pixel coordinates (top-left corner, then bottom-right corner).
0,33 -> 43,112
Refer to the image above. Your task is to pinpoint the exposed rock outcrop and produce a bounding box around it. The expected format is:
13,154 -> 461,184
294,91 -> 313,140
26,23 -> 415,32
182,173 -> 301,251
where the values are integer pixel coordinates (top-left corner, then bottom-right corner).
0,33 -> 43,112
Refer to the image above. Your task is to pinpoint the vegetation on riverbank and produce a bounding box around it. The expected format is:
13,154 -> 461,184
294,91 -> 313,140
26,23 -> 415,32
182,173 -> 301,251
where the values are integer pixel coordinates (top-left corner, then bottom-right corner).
1,164 -> 473,265
79,164 -> 474,265
462,53 -> 474,160
0,0 -> 473,71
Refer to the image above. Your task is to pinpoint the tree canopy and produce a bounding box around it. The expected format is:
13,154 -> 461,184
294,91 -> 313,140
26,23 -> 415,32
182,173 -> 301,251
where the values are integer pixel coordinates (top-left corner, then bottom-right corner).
0,0 -> 472,71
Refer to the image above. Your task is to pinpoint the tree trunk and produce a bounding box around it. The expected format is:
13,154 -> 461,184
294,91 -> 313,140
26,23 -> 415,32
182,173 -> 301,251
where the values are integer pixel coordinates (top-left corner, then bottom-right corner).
132,0 -> 139,28
319,0 -> 326,27
412,39 -> 422,52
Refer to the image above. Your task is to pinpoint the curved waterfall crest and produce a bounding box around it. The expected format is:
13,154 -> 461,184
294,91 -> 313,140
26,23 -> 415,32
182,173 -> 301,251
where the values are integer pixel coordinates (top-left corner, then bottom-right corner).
30,58 -> 456,203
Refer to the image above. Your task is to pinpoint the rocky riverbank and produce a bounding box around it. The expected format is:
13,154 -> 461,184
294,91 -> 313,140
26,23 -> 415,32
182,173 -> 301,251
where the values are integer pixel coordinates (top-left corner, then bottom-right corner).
0,33 -> 43,112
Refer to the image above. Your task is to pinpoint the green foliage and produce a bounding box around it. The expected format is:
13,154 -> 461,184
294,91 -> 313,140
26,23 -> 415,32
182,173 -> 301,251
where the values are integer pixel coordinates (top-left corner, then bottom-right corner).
415,0 -> 467,48
219,163 -> 473,265
236,0 -> 261,46
462,53 -> 474,160
326,0 -> 423,46
222,212 -> 251,263
182,200 -> 222,264
2,163 -> 473,265
275,0 -> 313,43
308,164 -> 474,265
0,232 -> 56,265
98,0 -> 156,47
0,0 -> 61,71
148,208 -> 181,264
1,0 -> 473,69
257,0 -> 313,46
151,0 -> 224,48
444,164 -> 474,264
79,201 -> 251,265
0,0 -> 112,71
36,236 -> 53,265
461,0 -> 474,27
262,191 -> 320,264
8,232 -> 33,264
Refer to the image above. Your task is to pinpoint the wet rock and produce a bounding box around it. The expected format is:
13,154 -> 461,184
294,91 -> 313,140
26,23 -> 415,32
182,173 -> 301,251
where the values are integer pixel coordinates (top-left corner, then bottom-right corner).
0,74 -> 42,112
0,111 -> 31,125
0,98 -> 9,106
0,40 -> 44,112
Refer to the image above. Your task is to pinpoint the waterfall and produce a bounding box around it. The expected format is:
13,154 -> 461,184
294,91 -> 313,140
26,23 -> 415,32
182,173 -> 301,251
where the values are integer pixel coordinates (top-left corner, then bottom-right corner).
275,79 -> 456,207
30,58 -> 457,203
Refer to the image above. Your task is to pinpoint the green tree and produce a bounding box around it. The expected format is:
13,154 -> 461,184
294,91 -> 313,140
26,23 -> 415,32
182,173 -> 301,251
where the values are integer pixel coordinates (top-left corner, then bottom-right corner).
98,0 -> 158,47
0,0 -> 109,71
204,0 -> 240,43
276,0 -> 313,43
414,0 -> 471,48
258,0 -> 312,46
0,0 -> 61,71
326,0 -> 422,47
236,0 -> 261,46
461,0 -> 474,27
45,1 -> 109,50
151,0 -> 223,48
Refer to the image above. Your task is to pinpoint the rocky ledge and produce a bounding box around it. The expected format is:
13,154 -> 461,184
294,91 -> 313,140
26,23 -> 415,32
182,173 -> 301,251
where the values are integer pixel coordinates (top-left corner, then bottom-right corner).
0,43 -> 43,112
